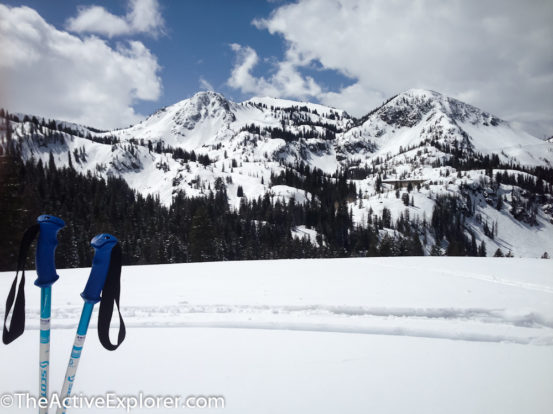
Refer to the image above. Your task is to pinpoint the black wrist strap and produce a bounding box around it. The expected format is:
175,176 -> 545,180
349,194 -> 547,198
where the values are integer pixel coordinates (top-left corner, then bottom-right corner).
3,224 -> 40,345
97,244 -> 126,351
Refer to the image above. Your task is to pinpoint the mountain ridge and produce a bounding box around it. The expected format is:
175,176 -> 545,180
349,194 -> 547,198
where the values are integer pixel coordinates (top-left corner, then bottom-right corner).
1,89 -> 552,258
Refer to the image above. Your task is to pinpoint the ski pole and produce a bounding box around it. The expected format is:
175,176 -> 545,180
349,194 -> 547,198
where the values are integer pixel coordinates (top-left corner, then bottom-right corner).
2,214 -> 65,414
57,233 -> 124,414
35,215 -> 65,414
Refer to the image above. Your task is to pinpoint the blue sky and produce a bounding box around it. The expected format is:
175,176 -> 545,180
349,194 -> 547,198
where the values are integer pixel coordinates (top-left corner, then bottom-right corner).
1,0 -> 551,137
0,0 -> 353,125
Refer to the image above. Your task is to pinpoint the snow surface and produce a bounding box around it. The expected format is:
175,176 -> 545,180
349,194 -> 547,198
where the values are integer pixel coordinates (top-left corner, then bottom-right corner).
460,120 -> 553,166
1,257 -> 552,413
291,225 -> 319,245
246,96 -> 347,117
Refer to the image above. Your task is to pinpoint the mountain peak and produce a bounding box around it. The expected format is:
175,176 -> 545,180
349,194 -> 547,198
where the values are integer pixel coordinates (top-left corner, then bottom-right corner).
190,90 -> 228,102
379,88 -> 503,128
176,90 -> 233,114
110,90 -> 236,148
401,88 -> 441,99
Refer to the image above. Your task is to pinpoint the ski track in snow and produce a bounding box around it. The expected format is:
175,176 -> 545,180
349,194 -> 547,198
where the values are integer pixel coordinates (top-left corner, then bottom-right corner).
2,258 -> 551,346
10,303 -> 553,346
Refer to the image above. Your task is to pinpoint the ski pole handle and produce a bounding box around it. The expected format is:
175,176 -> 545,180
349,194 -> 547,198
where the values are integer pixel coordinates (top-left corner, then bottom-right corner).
35,215 -> 65,288
81,234 -> 118,304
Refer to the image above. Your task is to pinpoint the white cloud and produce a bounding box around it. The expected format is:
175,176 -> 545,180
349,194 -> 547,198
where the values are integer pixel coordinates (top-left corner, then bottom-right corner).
238,0 -> 553,137
319,84 -> 386,117
227,43 -> 321,100
66,0 -> 164,38
0,4 -> 162,129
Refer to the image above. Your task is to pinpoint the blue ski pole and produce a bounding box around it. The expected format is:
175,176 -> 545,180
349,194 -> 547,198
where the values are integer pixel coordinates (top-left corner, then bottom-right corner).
2,214 -> 65,414
35,215 -> 65,414
57,233 -> 125,414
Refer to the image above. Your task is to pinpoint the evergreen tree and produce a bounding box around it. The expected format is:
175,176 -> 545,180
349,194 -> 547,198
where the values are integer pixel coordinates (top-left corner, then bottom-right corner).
478,240 -> 487,257
375,174 -> 382,193
446,240 -> 466,256
188,207 -> 216,262
67,150 -> 74,170
430,243 -> 442,256
382,207 -> 392,228
469,233 -> 477,256
496,194 -> 503,210
48,151 -> 56,172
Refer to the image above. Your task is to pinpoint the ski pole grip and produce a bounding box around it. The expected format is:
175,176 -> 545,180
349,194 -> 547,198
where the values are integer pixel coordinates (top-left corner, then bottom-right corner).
81,234 -> 118,304
34,215 -> 65,288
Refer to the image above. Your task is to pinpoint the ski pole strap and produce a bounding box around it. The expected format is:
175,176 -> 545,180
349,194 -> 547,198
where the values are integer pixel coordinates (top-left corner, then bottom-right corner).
2,224 -> 39,344
97,244 -> 126,351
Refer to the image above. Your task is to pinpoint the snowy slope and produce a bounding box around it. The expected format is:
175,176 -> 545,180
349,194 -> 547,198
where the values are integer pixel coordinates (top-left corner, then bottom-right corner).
107,92 -> 351,151
341,89 -> 553,166
351,167 -> 553,257
0,257 -> 552,413
108,92 -> 238,149
246,96 -> 349,118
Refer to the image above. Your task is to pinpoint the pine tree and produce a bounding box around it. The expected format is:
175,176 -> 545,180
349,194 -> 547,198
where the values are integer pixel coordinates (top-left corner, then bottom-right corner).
48,151 -> 56,172
430,243 -> 442,256
375,174 -> 382,193
470,233 -> 477,256
496,194 -> 503,210
188,207 -> 215,262
0,156 -> 39,270
382,207 -> 392,228
67,150 -> 74,170
478,240 -> 487,257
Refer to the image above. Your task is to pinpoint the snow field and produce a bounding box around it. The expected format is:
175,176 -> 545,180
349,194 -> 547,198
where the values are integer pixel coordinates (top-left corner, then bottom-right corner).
1,257 -> 552,413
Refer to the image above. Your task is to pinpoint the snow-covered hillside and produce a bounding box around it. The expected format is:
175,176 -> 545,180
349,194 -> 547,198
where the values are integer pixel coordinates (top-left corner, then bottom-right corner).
341,89 -> 553,166
1,89 -> 552,257
1,257 -> 552,413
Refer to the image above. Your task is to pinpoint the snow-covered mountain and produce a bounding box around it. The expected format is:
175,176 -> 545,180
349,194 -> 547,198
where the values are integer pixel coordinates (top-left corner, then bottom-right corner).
106,88 -> 552,171
111,92 -> 351,147
341,89 -> 551,166
2,89 -> 553,257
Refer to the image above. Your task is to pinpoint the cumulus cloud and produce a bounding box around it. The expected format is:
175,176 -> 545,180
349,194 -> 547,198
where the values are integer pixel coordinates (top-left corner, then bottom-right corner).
319,84 -> 386,117
0,4 -> 162,129
227,43 -> 321,100
232,0 -> 553,137
66,0 -> 164,38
